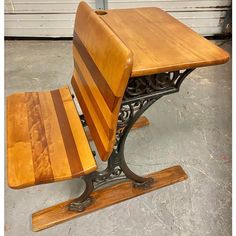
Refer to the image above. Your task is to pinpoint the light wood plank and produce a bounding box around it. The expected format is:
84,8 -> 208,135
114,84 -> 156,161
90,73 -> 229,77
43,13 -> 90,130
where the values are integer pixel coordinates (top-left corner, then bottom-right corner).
73,45 -> 115,134
59,87 -> 97,174
25,92 -> 54,185
38,91 -> 72,181
100,7 -> 230,77
7,93 -> 35,189
72,74 -> 111,158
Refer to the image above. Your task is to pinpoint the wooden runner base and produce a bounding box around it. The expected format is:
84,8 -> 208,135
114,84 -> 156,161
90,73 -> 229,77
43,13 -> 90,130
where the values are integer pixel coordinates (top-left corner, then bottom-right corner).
32,165 -> 187,231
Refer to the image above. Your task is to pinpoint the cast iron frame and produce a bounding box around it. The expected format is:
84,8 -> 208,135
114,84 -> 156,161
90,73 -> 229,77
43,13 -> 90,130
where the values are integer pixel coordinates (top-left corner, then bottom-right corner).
69,68 -> 195,212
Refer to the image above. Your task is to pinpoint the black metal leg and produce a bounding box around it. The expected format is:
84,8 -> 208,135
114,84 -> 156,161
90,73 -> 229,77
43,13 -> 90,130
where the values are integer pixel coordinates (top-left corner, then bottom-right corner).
114,69 -> 195,187
69,69 -> 195,211
112,99 -> 158,187
119,152 -> 154,188
68,175 -> 94,212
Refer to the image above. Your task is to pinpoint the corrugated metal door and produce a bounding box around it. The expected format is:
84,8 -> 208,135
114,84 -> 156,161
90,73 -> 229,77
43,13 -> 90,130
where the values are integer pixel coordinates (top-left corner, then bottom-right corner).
5,0 -> 231,37
4,0 -> 96,37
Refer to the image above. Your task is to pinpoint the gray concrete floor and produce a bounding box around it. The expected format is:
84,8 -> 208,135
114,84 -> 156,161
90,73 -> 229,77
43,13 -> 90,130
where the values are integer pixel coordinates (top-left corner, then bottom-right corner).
5,40 -> 232,236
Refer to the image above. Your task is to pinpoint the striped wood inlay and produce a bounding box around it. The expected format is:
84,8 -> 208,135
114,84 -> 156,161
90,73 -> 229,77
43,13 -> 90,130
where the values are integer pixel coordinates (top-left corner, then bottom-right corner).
73,32 -> 118,112
51,89 -> 83,176
7,86 -> 97,189
72,2 -> 133,161
73,59 -> 114,139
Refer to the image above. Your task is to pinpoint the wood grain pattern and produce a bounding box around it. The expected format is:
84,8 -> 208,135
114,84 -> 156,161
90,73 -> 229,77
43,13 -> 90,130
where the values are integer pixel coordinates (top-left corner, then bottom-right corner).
32,165 -> 187,231
7,86 -> 97,189
100,7 -> 230,77
59,88 -> 96,174
51,89 -> 83,176
25,92 -> 54,185
72,2 -> 133,161
38,92 -> 72,181
7,93 -> 35,188
73,33 -> 117,112
85,116 -> 150,141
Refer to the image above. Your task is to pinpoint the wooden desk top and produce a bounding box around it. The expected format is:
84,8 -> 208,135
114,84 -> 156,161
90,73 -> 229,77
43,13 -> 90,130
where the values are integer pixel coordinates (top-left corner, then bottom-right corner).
99,7 -> 229,77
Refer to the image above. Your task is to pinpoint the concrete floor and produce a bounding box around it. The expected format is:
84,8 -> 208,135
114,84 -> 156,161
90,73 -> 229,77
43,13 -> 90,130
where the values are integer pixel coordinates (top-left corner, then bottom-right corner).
5,40 -> 231,236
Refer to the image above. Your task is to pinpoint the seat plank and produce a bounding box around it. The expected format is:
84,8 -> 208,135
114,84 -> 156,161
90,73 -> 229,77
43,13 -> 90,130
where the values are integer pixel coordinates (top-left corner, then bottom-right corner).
25,92 -> 54,185
7,86 -> 97,189
50,89 -> 84,177
59,87 -> 96,174
7,93 -> 35,188
38,92 -> 72,181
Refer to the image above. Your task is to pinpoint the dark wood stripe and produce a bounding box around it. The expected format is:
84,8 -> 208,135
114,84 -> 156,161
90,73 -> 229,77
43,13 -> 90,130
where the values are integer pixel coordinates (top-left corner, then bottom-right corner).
74,60 -> 113,139
73,31 -> 118,111
71,76 -> 107,158
50,89 -> 84,176
25,92 -> 54,185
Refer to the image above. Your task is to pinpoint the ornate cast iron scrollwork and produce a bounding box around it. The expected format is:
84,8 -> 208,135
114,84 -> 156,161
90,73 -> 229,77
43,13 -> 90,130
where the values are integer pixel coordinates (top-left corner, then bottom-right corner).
69,69 -> 195,212
113,69 -> 195,187
118,69 -> 194,140
122,69 -> 194,104
124,72 -> 177,99
116,99 -> 156,145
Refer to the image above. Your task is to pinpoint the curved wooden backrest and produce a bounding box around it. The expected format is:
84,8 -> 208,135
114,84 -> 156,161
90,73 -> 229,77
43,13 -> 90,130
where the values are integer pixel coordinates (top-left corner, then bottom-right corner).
71,2 -> 133,161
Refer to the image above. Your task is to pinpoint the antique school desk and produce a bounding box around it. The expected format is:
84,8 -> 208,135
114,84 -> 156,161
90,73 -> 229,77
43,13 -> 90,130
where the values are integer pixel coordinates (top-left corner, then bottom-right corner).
7,2 -> 229,231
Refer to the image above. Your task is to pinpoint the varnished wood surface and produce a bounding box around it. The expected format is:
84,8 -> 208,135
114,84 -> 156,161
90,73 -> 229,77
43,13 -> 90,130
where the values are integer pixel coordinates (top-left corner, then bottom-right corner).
72,2 -> 133,161
7,86 -> 97,189
85,116 -> 150,141
32,165 -> 187,231
100,7 -> 230,77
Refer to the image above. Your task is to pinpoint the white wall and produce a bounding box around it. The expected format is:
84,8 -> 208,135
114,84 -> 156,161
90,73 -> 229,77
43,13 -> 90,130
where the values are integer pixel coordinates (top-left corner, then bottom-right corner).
4,0 -> 95,37
4,0 -> 231,37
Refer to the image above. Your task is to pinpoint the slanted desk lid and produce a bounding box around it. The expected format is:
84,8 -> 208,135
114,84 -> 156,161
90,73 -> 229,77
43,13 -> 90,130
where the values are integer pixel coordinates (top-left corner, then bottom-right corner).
100,7 -> 229,77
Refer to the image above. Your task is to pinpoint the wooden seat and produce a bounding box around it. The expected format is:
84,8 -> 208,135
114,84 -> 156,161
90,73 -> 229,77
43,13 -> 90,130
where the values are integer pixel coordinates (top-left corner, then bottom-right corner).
7,86 -> 97,189
6,2 -> 133,189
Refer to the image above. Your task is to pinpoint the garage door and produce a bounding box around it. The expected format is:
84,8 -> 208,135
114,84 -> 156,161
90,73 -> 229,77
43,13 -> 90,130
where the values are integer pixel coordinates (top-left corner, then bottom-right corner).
5,0 -> 231,37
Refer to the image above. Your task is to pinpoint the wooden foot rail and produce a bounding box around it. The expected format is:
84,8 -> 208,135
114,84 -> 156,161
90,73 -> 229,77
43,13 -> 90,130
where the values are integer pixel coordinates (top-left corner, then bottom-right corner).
32,166 -> 187,232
